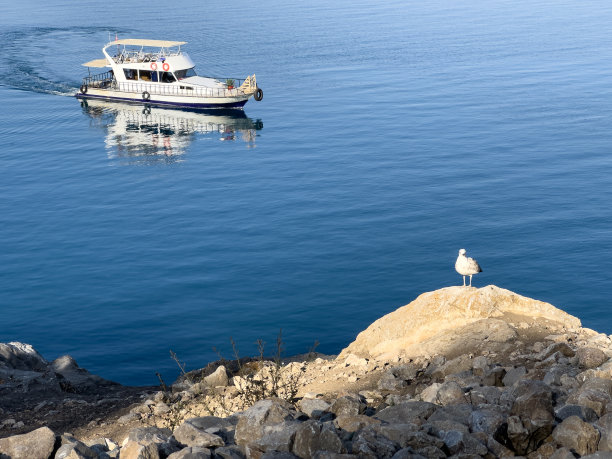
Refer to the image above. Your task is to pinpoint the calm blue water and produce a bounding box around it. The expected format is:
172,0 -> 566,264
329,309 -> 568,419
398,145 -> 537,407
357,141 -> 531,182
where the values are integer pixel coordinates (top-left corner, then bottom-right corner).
2,0 -> 612,385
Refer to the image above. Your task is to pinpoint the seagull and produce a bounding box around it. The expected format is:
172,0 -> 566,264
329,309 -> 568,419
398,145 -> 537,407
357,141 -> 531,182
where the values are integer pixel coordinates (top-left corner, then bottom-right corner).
455,248 -> 482,287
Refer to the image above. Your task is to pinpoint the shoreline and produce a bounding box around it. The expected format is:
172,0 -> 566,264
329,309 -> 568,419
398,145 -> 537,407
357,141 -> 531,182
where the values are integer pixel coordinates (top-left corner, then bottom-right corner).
3,285 -> 612,458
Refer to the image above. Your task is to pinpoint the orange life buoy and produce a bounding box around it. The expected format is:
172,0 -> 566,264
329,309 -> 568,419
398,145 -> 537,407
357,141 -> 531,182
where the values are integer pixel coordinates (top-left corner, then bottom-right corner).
150,62 -> 158,71
162,62 -> 170,72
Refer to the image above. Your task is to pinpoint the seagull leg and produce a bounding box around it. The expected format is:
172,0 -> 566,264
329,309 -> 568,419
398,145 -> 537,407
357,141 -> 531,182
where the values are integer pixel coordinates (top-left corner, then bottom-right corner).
462,276 -> 466,286
469,275 -> 473,287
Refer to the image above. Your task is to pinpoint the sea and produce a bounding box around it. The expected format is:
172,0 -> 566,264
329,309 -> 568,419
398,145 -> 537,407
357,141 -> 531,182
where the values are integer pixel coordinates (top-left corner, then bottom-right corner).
1,0 -> 612,385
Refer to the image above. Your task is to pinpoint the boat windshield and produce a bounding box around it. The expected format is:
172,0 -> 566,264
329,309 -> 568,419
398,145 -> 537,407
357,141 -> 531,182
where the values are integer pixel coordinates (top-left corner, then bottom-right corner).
175,68 -> 197,80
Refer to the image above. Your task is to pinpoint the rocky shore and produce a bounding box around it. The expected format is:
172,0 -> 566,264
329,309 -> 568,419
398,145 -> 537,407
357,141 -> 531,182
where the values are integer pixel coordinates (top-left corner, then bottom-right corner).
3,285 -> 612,458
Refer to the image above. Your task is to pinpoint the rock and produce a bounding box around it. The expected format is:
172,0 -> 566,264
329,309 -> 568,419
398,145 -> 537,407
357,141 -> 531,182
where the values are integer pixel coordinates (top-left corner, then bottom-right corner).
503,366 -> 527,387
552,415 -> 600,456
538,342 -> 576,360
343,354 -> 368,367
578,347 -> 608,369
0,426 -> 56,459
438,355 -> 474,378
118,412 -> 141,424
550,447 -> 578,459
298,399 -> 330,419
0,342 -> 48,371
435,381 -> 466,405
567,378 -> 612,416
440,430 -> 488,456
483,366 -> 507,387
338,286 -> 580,361
292,420 -> 344,458
427,404 -> 473,425
335,415 -> 380,433
183,416 -> 237,444
555,404 -> 598,423
595,413 -> 612,451
468,385 -> 502,405
250,422 -> 301,455
125,426 -> 172,445
51,355 -> 116,392
374,401 -> 436,426
214,445 -> 246,458
259,453 -> 298,459
55,435 -> 98,459
120,440 -> 160,459
469,407 -> 506,436
202,366 -> 229,388
377,370 -> 407,391
173,421 -> 225,448
376,424 -> 440,451
167,446 -> 212,459
506,380 -> 555,455
472,356 -> 489,376
351,427 -> 399,458
418,383 -> 441,403
329,395 -> 364,417
234,399 -> 296,446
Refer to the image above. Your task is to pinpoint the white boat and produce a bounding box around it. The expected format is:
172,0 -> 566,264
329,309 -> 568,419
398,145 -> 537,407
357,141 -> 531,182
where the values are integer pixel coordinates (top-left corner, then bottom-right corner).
76,39 -> 263,109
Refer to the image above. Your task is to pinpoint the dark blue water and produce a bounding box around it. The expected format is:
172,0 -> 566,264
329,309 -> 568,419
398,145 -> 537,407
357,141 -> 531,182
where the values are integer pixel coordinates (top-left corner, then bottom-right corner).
2,0 -> 612,385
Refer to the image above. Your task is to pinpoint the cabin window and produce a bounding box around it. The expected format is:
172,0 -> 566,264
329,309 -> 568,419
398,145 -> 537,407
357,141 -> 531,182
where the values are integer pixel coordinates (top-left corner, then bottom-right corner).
123,69 -> 137,80
139,70 -> 152,81
180,86 -> 193,90
175,68 -> 197,80
161,72 -> 176,83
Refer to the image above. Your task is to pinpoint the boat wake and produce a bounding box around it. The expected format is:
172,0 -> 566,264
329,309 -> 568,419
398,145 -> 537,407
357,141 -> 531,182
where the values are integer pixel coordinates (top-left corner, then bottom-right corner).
0,27 -> 123,96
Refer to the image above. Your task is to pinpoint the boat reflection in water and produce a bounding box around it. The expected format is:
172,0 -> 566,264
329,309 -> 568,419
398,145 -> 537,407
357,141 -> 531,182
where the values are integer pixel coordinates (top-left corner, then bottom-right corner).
80,99 -> 263,162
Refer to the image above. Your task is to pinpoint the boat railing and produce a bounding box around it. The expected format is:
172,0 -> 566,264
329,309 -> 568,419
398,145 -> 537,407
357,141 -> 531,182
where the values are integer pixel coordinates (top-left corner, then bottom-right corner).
83,71 -> 115,89
116,79 -> 248,99
112,49 -> 182,64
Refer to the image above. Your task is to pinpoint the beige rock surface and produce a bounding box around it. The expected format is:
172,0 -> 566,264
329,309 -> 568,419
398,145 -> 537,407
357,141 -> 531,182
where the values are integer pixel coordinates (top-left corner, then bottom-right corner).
339,285 -> 581,361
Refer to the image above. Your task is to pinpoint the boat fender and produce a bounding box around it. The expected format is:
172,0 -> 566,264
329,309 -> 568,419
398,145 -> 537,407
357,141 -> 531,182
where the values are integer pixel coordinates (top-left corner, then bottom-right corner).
254,87 -> 263,101
80,84 -> 88,94
142,91 -> 151,101
143,55 -> 151,63
150,62 -> 158,71
142,106 -> 151,115
162,62 -> 170,71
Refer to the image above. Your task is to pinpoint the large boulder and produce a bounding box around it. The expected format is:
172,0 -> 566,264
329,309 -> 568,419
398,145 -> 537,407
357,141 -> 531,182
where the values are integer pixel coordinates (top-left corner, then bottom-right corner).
0,342 -> 48,371
552,415 -> 600,456
0,426 -> 56,459
234,399 -> 296,447
502,380 -> 555,455
292,420 -> 344,458
339,285 -> 580,361
173,421 -> 225,448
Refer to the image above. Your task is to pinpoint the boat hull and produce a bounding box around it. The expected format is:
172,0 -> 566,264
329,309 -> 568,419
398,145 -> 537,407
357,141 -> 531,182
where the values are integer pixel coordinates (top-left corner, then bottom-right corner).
75,88 -> 249,109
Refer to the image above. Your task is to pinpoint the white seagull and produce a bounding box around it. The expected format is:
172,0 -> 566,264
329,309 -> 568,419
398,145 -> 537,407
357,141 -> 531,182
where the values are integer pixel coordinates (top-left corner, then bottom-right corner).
455,248 -> 482,287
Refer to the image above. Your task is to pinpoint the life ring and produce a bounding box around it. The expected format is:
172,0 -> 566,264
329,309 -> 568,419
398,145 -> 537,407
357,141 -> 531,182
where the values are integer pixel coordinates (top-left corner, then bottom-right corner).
254,88 -> 263,101
142,91 -> 151,101
80,84 -> 88,94
150,62 -> 158,71
162,62 -> 170,72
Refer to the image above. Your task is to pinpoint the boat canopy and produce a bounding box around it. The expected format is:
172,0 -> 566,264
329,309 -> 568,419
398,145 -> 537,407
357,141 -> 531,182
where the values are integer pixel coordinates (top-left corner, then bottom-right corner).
108,39 -> 187,48
82,58 -> 110,68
